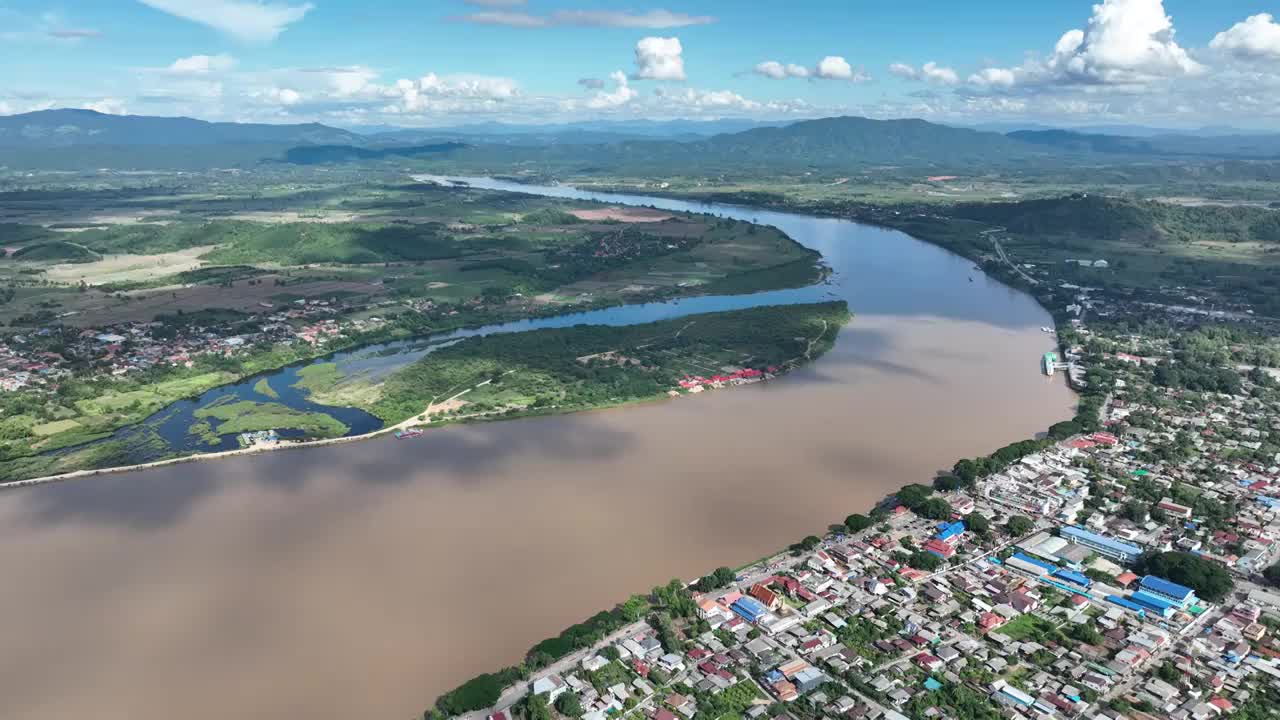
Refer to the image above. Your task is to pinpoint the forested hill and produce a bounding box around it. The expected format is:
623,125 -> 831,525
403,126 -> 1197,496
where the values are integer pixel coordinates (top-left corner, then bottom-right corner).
442,115 -> 1065,173
949,195 -> 1280,245
0,109 -> 360,147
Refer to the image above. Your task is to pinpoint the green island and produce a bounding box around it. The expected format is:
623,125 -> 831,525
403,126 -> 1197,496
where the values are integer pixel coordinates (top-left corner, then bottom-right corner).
298,302 -> 850,425
193,398 -> 349,439
0,180 -> 824,479
253,378 -> 280,400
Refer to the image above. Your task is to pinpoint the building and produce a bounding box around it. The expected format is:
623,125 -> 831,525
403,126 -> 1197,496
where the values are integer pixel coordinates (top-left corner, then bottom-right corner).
1060,526 -> 1144,563
1140,576 -> 1198,609
731,596 -> 769,624
1006,552 -> 1057,577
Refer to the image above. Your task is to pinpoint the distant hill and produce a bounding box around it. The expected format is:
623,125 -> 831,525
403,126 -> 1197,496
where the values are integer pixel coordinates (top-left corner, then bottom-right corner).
1010,129 -> 1280,159
412,115 -> 1069,174
0,109 -> 360,147
282,142 -> 467,165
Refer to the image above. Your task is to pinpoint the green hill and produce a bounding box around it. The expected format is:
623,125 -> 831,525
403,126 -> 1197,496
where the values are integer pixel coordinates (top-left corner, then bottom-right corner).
11,240 -> 101,263
0,109 -> 359,148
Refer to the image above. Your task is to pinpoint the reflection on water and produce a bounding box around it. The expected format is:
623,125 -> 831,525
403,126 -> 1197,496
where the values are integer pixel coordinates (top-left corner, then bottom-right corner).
0,182 -> 1075,720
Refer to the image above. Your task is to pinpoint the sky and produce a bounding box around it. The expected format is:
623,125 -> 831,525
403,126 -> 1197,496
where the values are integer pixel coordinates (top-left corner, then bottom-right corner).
2,0 -> 1280,129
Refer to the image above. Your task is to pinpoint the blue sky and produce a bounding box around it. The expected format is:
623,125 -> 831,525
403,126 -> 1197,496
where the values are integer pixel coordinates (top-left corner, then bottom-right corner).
2,0 -> 1279,128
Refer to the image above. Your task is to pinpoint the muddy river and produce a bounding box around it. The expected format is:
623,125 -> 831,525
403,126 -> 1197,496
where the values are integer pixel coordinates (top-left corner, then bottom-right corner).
0,180 -> 1075,720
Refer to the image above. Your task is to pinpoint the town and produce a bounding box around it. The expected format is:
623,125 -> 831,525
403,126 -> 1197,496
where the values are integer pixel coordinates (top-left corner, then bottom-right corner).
432,297 -> 1280,720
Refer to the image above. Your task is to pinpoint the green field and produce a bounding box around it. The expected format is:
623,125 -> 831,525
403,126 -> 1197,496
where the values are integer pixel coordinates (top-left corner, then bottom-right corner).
363,301 -> 850,424
193,399 -> 349,438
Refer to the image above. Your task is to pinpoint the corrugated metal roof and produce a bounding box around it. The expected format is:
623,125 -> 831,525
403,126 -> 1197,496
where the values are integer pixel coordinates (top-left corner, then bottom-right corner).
1141,575 -> 1195,600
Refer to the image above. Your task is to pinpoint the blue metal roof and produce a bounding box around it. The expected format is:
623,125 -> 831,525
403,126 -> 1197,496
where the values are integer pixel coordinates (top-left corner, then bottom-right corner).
731,596 -> 767,622
936,521 -> 966,541
1129,590 -> 1177,613
1010,552 -> 1058,574
1105,595 -> 1147,613
1060,526 -> 1143,556
1140,575 -> 1195,601
1052,569 -> 1092,587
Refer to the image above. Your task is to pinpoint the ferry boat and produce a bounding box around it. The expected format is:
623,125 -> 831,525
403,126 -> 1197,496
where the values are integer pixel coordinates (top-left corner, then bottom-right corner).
394,428 -> 425,439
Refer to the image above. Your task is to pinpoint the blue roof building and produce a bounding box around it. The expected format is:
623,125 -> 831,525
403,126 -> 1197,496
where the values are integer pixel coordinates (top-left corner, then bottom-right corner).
1105,595 -> 1148,616
731,596 -> 768,623
1052,569 -> 1092,588
1128,591 -> 1177,618
936,521 -> 966,542
1012,552 -> 1057,572
1139,576 -> 1197,607
1060,526 -> 1143,563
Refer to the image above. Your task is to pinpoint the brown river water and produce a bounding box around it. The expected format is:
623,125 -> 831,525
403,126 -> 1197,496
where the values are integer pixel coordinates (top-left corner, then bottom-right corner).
0,182 -> 1074,720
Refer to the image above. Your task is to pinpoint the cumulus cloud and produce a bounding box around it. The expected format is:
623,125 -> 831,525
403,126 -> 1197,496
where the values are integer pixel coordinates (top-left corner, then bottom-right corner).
457,8 -> 714,29
889,61 -> 958,86
577,77 -> 605,90
633,36 -> 685,81
753,61 -> 810,79
1211,14 -> 1280,62
84,98 -> 127,115
255,86 -> 301,105
137,0 -> 314,43
167,54 -> 237,74
585,71 -> 638,109
968,0 -> 1201,89
815,56 -> 869,82
754,56 -> 868,82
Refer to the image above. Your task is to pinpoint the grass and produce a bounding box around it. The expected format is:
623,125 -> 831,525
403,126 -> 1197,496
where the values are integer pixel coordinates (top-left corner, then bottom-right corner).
253,377 -> 280,399
998,613 -> 1059,642
193,400 -> 349,438
292,362 -> 341,395
31,419 -> 82,436
74,372 -> 236,416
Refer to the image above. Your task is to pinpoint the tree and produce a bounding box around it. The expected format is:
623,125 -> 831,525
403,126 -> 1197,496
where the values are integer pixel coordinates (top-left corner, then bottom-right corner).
793,535 -> 822,552
952,459 -> 980,485
916,497 -> 953,521
523,693 -> 553,720
845,513 -> 874,533
556,693 -> 584,718
1265,562 -> 1280,587
1133,551 -> 1234,603
933,474 -> 964,492
620,594 -> 649,621
967,513 -> 992,537
907,551 -> 943,572
895,484 -> 933,510
1005,515 -> 1035,536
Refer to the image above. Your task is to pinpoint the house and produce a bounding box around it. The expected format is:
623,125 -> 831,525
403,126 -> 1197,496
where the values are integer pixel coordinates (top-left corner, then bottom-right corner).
532,675 -> 568,701
658,653 -> 686,674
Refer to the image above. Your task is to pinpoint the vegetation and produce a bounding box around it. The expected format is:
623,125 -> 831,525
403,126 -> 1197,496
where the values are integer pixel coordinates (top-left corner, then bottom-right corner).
192,399 -> 349,438
1133,551 -> 1234,603
367,302 -> 850,424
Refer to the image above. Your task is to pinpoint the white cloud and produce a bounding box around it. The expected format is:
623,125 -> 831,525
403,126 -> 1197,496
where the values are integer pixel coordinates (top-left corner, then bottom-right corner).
1210,14 -> 1280,62
754,56 -> 868,82
457,8 -> 714,29
585,71 -> 638,109
754,61 -> 809,79
634,36 -> 685,81
815,56 -> 869,82
578,77 -> 605,90
137,0 -> 313,43
167,54 -> 237,74
83,98 -> 127,115
461,11 -> 547,28
968,67 -> 1017,88
969,0 -> 1201,89
888,61 -> 958,85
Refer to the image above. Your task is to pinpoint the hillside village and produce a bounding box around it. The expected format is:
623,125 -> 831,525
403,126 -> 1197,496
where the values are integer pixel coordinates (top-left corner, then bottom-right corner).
437,307 -> 1280,720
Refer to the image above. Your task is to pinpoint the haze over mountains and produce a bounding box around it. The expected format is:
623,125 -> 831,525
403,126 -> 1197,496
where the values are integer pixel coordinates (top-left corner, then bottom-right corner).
2,109 -> 1279,172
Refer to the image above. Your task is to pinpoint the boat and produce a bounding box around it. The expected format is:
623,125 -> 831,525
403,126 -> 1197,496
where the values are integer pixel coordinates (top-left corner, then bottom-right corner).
394,428 -> 424,439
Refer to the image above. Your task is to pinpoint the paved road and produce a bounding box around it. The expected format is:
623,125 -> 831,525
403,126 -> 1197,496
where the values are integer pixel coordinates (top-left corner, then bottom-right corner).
992,237 -> 1039,286
456,620 -> 649,720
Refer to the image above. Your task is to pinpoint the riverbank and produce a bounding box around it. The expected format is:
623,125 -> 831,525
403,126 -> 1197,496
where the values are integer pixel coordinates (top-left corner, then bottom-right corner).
0,180 -> 1076,720
0,303 -> 850,492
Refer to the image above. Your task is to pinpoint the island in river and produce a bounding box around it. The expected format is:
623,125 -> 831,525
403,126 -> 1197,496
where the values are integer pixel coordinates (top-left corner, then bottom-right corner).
0,180 -> 1074,720
0,181 -> 828,483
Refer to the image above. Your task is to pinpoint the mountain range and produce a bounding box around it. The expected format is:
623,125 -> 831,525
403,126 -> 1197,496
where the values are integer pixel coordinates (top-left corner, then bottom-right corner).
2,109 -> 1280,172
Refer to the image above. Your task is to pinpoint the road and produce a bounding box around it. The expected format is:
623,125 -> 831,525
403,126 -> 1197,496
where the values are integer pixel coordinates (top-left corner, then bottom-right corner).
455,620 -> 649,720
992,237 -> 1039,287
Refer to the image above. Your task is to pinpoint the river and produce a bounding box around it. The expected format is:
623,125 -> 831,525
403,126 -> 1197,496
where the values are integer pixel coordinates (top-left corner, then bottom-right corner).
0,180 -> 1075,720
